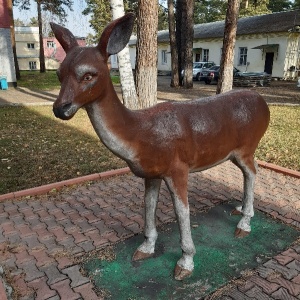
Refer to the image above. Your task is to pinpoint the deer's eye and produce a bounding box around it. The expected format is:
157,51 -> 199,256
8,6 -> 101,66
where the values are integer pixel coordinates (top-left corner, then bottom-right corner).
83,74 -> 93,81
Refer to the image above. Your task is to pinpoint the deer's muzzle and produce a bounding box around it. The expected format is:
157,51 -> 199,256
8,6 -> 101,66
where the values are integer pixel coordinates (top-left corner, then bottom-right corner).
53,102 -> 78,120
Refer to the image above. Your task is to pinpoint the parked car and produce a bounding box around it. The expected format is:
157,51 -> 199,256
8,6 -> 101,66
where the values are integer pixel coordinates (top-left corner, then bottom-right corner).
233,72 -> 272,87
181,61 -> 215,81
202,65 -> 240,84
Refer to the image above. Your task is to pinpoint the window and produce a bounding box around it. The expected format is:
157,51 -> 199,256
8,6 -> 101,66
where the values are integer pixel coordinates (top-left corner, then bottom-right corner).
162,50 -> 167,65
195,53 -> 201,62
239,47 -> 248,65
29,61 -> 37,70
202,49 -> 209,62
27,43 -> 35,49
47,41 -> 55,48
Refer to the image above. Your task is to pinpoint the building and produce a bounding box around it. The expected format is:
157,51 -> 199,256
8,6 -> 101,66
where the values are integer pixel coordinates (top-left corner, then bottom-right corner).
0,0 -> 17,86
15,26 -> 86,71
123,10 -> 300,80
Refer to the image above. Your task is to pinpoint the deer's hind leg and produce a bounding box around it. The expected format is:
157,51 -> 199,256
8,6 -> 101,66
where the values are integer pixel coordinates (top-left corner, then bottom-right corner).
232,154 -> 257,238
164,167 -> 196,281
132,178 -> 162,261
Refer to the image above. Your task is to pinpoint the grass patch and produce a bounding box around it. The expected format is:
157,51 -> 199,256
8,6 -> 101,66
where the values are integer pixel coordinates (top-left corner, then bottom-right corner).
0,106 -> 126,194
17,71 -> 120,90
18,70 -> 61,90
255,105 -> 300,171
0,105 -> 298,195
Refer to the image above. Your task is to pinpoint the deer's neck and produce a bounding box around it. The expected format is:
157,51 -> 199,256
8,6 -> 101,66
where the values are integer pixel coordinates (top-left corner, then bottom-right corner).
85,87 -> 137,162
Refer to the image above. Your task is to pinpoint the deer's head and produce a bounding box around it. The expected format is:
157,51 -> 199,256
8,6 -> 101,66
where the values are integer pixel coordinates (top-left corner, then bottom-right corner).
50,13 -> 135,120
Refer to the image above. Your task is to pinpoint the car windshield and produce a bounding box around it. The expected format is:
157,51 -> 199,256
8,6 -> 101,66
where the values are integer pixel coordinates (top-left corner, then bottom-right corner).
193,63 -> 203,69
209,66 -> 220,71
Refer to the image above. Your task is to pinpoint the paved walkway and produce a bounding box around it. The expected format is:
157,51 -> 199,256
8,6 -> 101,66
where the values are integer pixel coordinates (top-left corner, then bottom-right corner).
0,161 -> 299,299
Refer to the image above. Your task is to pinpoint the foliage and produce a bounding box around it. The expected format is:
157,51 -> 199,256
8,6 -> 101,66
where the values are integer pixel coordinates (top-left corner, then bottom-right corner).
239,0 -> 271,17
14,18 -> 25,26
194,0 -> 227,23
83,0 -> 168,43
268,0 -> 292,12
13,0 -> 73,22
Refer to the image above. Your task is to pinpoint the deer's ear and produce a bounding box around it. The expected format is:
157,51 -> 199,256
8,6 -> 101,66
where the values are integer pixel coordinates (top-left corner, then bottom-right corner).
50,22 -> 79,53
98,13 -> 135,58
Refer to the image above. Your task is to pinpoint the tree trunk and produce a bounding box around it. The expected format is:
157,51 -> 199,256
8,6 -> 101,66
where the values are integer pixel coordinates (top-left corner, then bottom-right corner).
176,0 -> 194,88
216,0 -> 240,94
110,0 -> 139,109
37,0 -> 46,73
135,0 -> 158,108
168,0 -> 179,87
7,0 -> 20,80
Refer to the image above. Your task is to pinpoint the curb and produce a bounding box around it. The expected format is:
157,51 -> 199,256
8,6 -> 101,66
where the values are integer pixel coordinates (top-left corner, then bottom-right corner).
0,167 -> 130,202
257,160 -> 300,179
0,162 -> 298,202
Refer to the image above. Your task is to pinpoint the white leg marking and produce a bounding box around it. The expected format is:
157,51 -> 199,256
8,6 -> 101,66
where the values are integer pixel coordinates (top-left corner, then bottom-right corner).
137,178 -> 161,254
236,160 -> 256,233
165,177 -> 196,272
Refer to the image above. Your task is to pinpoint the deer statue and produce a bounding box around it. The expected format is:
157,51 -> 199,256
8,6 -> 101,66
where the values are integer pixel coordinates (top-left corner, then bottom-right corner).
50,13 -> 270,281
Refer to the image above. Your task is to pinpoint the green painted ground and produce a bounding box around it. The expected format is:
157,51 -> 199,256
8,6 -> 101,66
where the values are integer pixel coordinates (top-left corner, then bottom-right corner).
83,202 -> 299,299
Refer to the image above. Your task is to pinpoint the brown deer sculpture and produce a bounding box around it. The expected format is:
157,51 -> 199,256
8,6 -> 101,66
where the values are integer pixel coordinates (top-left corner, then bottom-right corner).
50,13 -> 270,281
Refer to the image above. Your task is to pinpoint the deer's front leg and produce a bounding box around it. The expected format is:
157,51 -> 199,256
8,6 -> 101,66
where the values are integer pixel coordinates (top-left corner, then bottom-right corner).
164,170 -> 196,281
132,178 -> 162,261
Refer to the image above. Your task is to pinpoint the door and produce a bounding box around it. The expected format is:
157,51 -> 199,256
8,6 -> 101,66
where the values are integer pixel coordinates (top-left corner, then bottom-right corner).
264,52 -> 274,75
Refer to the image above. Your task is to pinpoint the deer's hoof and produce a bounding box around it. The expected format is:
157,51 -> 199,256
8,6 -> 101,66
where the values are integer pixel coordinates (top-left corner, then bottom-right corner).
174,264 -> 193,281
132,250 -> 153,261
231,209 -> 242,215
235,228 -> 250,238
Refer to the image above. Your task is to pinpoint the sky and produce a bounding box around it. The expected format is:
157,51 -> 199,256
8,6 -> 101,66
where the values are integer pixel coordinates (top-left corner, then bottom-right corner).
13,0 -> 94,37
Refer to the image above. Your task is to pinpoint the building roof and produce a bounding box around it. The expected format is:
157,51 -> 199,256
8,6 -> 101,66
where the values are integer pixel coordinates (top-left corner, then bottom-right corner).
129,10 -> 300,45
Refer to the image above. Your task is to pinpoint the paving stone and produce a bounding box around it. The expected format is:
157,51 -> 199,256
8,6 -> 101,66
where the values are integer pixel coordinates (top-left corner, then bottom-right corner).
108,221 -> 133,239
275,254 -> 295,266
287,260 -> 300,272
40,263 -> 68,285
271,287 -> 299,300
12,274 -> 34,299
18,224 -> 36,237
264,259 -> 298,280
15,248 -> 35,266
74,282 -> 100,300
29,248 -> 55,268
27,276 -> 56,300
51,279 -> 81,300
245,285 -> 273,299
20,260 -> 45,282
50,208 -> 68,221
226,287 -> 253,299
23,235 -> 44,249
249,275 -> 281,294
56,256 -> 74,269
62,265 -> 89,288
269,275 -> 300,296
78,240 -> 95,252
75,218 -> 95,233
1,221 -> 17,236
67,228 -> 89,244
49,227 -> 70,242
91,220 -> 114,235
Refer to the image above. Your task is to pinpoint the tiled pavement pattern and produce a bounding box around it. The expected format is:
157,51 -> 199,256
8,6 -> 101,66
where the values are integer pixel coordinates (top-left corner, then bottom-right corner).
0,161 -> 299,300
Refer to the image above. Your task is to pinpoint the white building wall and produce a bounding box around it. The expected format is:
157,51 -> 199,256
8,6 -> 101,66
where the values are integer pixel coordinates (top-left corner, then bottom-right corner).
0,28 -> 16,85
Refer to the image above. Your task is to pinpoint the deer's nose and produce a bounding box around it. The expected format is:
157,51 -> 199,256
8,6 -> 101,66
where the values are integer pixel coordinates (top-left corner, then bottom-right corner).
53,103 -> 73,120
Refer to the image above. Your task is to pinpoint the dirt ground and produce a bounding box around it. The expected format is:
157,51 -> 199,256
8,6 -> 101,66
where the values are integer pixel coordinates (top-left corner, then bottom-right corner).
157,76 -> 300,105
